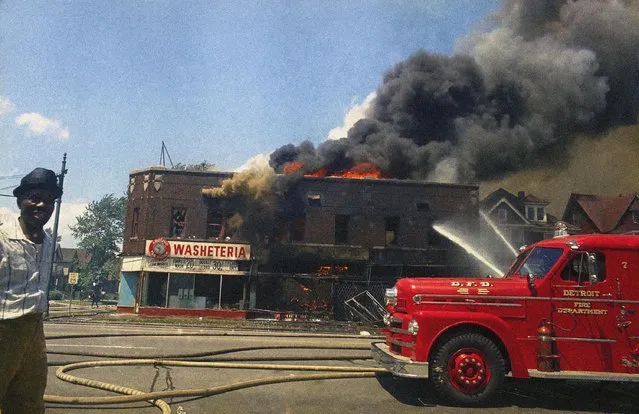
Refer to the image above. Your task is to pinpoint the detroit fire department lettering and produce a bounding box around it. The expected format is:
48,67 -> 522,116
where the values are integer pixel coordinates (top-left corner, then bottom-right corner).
557,307 -> 608,315
562,289 -> 601,297
556,296 -> 608,315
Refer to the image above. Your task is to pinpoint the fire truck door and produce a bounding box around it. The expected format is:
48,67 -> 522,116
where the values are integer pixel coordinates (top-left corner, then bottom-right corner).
615,257 -> 639,372
550,252 -> 617,372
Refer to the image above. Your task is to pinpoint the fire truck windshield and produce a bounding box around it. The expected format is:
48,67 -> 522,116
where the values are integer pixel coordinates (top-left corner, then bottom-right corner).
506,247 -> 564,278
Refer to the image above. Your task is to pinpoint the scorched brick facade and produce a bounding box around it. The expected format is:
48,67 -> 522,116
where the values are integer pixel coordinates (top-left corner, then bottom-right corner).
117,166 -> 480,320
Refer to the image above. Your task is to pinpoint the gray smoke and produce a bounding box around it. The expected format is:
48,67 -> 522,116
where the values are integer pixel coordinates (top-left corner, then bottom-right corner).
270,0 -> 639,183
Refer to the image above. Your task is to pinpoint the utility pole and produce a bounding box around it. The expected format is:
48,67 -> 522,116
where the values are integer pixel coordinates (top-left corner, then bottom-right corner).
47,153 -> 68,314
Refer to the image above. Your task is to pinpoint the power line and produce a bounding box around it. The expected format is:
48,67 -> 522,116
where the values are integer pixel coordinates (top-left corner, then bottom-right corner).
0,174 -> 24,180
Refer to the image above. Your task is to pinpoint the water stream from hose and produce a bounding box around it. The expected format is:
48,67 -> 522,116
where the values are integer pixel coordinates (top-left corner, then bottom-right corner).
479,211 -> 519,257
432,223 -> 504,276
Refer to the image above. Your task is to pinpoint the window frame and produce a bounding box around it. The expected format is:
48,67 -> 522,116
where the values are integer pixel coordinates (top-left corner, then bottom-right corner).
130,207 -> 140,239
170,207 -> 187,238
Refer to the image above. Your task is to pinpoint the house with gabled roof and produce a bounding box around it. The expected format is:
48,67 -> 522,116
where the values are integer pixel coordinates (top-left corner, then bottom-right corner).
480,188 -> 558,271
561,193 -> 639,234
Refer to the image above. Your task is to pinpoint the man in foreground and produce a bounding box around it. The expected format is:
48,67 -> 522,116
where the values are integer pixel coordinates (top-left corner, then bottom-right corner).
0,168 -> 62,413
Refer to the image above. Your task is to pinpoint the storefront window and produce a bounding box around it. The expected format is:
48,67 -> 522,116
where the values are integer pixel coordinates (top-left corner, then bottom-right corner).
220,277 -> 244,309
194,275 -> 220,308
142,272 -> 245,310
168,273 -> 198,308
142,272 -> 168,307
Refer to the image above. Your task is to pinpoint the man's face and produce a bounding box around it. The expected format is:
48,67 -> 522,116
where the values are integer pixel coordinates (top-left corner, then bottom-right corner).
18,189 -> 56,229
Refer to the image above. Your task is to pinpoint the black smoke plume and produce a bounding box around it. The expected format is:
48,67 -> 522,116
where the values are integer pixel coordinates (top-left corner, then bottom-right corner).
270,0 -> 639,184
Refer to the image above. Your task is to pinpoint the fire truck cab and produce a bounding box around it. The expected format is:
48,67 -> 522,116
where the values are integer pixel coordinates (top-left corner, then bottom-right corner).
372,234 -> 639,405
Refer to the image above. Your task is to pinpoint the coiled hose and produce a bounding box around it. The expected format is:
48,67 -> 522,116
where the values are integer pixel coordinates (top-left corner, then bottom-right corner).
43,329 -> 387,413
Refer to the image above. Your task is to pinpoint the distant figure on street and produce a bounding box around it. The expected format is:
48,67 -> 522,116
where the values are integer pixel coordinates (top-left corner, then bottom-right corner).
91,285 -> 101,308
0,167 -> 62,413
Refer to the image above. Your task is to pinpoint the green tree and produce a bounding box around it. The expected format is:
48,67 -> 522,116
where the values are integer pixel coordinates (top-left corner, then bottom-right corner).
171,161 -> 216,171
70,194 -> 126,292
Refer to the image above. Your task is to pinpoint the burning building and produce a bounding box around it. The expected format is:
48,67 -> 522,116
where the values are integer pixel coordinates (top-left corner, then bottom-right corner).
117,165 -> 479,320
118,1 -> 639,319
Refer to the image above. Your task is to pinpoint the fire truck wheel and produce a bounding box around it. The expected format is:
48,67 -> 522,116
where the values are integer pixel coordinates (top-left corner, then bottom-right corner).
429,332 -> 505,406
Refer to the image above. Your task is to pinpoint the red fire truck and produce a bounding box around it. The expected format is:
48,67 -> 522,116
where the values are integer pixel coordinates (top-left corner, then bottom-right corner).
372,234 -> 639,405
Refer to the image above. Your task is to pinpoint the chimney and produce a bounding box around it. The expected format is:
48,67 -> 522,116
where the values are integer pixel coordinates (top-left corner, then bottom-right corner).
518,191 -> 525,199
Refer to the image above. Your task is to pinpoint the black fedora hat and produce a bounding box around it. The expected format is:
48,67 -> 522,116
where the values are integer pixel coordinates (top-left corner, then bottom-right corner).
13,168 -> 62,198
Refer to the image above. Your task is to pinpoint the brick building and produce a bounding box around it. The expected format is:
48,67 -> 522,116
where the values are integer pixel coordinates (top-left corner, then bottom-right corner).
117,166 -> 480,319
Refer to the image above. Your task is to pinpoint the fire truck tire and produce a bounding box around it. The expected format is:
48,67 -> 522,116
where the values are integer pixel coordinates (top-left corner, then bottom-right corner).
429,332 -> 505,406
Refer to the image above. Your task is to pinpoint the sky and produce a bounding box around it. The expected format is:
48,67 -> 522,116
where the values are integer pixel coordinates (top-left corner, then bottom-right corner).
0,0 -> 501,247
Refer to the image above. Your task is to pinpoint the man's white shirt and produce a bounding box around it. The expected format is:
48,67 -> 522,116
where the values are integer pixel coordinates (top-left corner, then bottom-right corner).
0,215 -> 52,319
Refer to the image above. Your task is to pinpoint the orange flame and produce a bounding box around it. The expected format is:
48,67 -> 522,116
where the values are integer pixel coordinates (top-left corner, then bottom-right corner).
283,162 -> 303,174
284,161 -> 384,179
317,265 -> 349,275
305,168 -> 327,177
334,162 -> 382,179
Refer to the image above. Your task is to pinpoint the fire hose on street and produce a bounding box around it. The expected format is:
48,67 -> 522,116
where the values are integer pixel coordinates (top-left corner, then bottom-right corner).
43,330 -> 388,413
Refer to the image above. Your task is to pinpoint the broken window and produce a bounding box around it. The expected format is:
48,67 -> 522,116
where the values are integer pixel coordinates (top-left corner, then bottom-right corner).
335,214 -> 350,244
385,216 -> 399,245
170,207 -> 187,237
206,208 -> 224,239
307,193 -> 322,207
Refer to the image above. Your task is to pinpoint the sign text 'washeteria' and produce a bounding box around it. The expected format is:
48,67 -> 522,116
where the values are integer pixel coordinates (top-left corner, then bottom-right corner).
145,239 -> 251,261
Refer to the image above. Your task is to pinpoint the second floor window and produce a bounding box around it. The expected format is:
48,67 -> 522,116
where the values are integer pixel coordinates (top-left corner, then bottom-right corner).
526,206 -> 535,220
497,208 -> 507,222
385,216 -> 399,245
206,208 -> 223,239
307,193 -> 322,207
335,214 -> 350,244
131,207 -> 139,238
170,207 -> 187,237
538,207 -> 546,222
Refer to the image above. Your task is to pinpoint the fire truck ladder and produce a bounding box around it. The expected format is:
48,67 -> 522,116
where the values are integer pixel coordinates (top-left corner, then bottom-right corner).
343,291 -> 385,325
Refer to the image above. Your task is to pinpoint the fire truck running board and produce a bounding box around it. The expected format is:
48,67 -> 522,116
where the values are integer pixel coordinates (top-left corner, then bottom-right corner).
528,369 -> 639,382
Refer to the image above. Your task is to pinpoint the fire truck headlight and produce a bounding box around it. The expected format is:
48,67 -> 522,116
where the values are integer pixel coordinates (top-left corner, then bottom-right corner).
385,287 -> 397,306
407,319 -> 419,335
383,312 -> 391,326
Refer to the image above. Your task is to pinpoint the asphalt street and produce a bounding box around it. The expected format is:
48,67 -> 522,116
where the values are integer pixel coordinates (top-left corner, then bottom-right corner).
41,320 -> 639,414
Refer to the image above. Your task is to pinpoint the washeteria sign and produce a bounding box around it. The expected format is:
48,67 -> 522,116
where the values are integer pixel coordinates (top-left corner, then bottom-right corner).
121,239 -> 253,275
145,239 -> 250,260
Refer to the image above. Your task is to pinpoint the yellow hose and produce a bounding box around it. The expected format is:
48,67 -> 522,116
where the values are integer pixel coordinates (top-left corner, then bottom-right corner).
45,358 -> 387,412
43,331 -> 386,414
